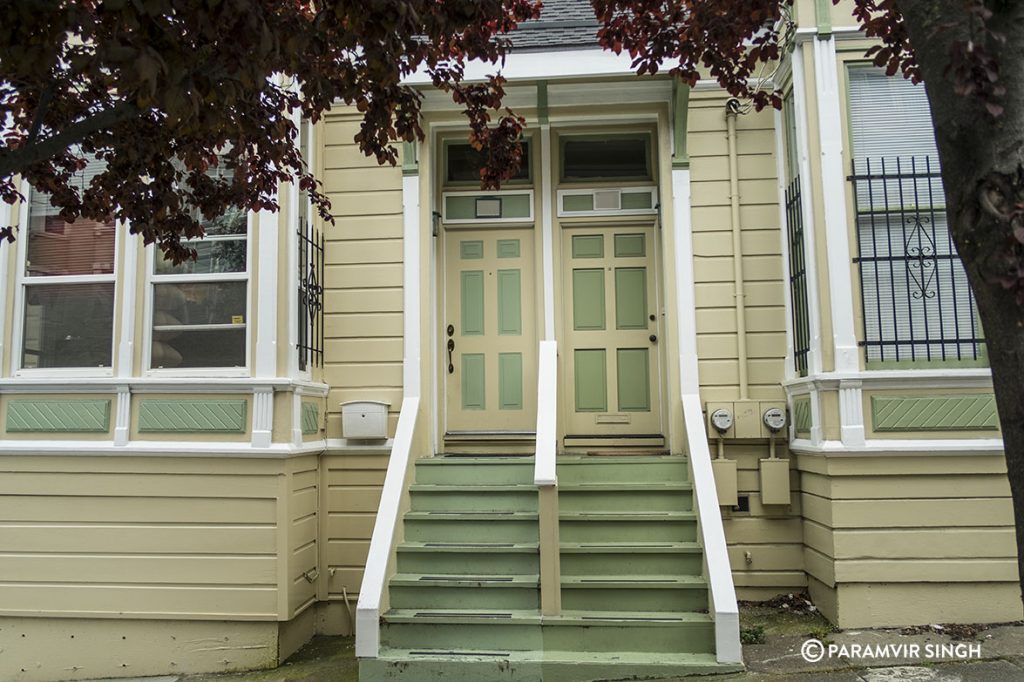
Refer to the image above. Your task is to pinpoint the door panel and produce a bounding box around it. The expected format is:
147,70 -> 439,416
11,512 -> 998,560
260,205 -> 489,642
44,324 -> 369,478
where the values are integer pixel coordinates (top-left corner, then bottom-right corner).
445,229 -> 536,433
563,227 -> 661,436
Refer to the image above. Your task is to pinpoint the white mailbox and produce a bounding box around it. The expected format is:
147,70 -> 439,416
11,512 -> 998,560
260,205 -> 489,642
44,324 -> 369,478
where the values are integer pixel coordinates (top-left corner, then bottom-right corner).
341,400 -> 390,440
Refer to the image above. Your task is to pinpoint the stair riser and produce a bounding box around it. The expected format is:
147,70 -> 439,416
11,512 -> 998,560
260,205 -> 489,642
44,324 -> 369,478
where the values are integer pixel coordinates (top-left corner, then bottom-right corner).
404,519 -> 539,543
559,521 -> 697,543
416,463 -> 534,485
361,658 -> 738,682
398,552 -> 538,575
557,462 -> 687,484
390,585 -> 539,610
561,588 -> 708,612
560,553 -> 702,576
543,623 -> 715,654
559,490 -> 692,512
411,491 -> 537,513
382,622 -> 542,651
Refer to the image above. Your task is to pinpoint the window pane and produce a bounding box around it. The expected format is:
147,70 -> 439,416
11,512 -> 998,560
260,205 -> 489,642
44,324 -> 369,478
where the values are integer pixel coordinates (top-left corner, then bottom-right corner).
22,283 -> 114,368
562,137 -> 650,180
447,142 -> 530,183
152,281 -> 246,368
155,207 -> 247,275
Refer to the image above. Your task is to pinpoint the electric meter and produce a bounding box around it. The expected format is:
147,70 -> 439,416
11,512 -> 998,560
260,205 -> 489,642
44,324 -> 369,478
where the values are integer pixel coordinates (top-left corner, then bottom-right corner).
710,408 -> 734,434
762,407 -> 787,433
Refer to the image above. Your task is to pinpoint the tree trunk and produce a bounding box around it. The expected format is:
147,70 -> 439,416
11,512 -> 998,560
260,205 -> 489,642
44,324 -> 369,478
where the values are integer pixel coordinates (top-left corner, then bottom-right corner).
898,0 -> 1024,606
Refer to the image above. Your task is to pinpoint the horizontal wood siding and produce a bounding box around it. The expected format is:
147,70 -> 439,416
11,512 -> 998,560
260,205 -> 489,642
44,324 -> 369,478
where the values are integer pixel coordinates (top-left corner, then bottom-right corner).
287,455 -> 319,618
322,453 -> 387,608
798,453 -> 1023,624
0,456 -> 288,620
322,110 -> 404,439
688,94 -> 786,404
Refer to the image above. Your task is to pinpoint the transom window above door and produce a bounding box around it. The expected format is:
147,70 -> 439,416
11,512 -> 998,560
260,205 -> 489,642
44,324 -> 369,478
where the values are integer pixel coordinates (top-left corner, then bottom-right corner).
561,135 -> 652,182
445,140 -> 532,185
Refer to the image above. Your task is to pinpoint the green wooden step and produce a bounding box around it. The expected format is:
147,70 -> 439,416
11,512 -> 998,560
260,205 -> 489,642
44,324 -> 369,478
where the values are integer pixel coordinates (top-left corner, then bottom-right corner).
388,573 -> 540,610
415,457 -> 534,485
559,511 -> 697,543
559,542 -> 703,576
409,484 -> 537,512
403,511 -> 539,543
381,611 -> 541,651
556,456 -> 688,485
558,482 -> 693,512
561,574 -> 708,612
397,545 -> 539,575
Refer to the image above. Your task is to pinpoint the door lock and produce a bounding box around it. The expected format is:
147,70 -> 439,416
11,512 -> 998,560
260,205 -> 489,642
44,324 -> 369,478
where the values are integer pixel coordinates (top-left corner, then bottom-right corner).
447,338 -> 455,374
649,334 -> 658,343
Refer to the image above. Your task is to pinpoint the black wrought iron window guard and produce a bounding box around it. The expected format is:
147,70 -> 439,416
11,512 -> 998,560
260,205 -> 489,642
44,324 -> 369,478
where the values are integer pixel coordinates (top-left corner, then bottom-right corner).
850,156 -> 984,364
298,218 -> 324,371
785,175 -> 811,376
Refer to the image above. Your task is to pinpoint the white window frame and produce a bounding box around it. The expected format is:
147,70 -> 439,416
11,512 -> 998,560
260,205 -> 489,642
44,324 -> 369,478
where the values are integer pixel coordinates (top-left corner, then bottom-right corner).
292,114 -> 315,380
11,180 -> 120,377
143,213 -> 254,377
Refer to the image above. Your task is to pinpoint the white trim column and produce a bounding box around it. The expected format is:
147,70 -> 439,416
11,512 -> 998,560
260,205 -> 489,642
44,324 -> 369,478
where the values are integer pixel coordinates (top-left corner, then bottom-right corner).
115,223 -> 138,377
791,46 -> 825,376
672,169 -> 700,395
838,379 -> 865,446
254,209 -> 279,378
402,144 -> 422,399
251,385 -> 274,448
813,36 -> 859,374
0,199 -> 9,374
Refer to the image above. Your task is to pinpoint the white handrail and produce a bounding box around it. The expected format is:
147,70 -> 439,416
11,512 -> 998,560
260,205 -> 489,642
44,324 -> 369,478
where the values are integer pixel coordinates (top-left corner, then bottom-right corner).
534,340 -> 558,487
355,396 -> 420,658
682,394 -> 741,664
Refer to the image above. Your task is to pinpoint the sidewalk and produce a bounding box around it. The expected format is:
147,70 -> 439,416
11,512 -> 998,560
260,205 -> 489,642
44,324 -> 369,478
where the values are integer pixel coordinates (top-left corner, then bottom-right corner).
86,605 -> 1024,682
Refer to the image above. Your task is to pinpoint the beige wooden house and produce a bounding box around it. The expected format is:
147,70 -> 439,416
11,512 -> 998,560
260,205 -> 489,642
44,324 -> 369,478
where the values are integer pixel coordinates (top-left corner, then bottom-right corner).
0,0 -> 1019,680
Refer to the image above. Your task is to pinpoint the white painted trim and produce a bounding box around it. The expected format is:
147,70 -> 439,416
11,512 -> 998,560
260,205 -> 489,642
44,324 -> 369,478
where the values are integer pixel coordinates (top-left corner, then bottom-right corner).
440,189 -> 534,224
813,36 -> 859,373
556,186 -> 659,218
113,385 -> 130,446
790,437 -> 1005,456
671,170 -> 700,396
683,396 -> 742,664
0,439 -> 327,457
809,388 -> 824,445
0,199 -> 8,372
254,208 -> 279,377
540,125 -> 556,340
251,386 -> 274,448
794,26 -> 866,44
291,391 -> 304,446
534,340 -> 558,487
774,107 -> 796,379
116,224 -> 138,378
549,80 -> 673,108
783,368 -> 993,392
838,379 -> 865,446
672,168 -> 740,664
0,376 -> 328,394
403,170 -> 422,399
405,49 -> 642,86
790,48 -> 824,376
356,395 -> 420,659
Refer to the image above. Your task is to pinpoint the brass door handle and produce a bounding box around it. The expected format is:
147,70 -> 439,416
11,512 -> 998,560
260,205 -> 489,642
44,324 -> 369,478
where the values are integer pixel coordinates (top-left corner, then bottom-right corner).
447,338 -> 455,374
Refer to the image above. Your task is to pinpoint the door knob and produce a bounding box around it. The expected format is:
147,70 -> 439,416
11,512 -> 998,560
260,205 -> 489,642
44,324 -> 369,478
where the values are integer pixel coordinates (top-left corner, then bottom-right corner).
649,334 -> 658,343
447,338 -> 455,374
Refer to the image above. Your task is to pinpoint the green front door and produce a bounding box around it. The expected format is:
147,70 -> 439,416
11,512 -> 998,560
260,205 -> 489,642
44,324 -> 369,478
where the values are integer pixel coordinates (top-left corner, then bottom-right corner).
563,226 -> 662,437
444,228 -> 537,434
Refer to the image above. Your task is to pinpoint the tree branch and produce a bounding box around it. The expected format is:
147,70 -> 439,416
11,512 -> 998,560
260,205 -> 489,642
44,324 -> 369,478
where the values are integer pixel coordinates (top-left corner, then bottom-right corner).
0,99 -> 143,179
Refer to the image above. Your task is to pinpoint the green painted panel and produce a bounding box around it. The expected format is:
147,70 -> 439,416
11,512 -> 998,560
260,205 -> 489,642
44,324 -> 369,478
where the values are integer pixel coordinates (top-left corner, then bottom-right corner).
460,270 -> 485,335
871,394 -> 999,432
614,233 -> 646,258
460,240 -> 483,260
572,269 -> 606,331
7,399 -> 111,433
497,239 -> 520,259
615,267 -> 648,330
563,194 -> 594,213
138,399 -> 247,433
574,349 -> 608,412
498,353 -> 523,410
445,196 -> 476,220
301,402 -> 320,435
793,398 -> 811,435
617,348 -> 651,412
571,234 -> 604,258
502,194 -> 532,218
497,269 -> 522,336
621,191 -> 653,210
461,354 -> 486,410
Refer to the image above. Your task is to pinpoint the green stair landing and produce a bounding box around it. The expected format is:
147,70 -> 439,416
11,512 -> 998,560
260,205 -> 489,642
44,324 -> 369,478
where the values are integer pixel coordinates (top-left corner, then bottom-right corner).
360,455 -> 742,682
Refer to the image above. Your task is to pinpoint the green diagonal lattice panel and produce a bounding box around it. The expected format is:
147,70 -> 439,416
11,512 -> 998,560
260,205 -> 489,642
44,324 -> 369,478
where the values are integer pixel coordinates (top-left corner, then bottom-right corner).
871,394 -> 999,432
6,400 -> 111,433
138,399 -> 247,433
